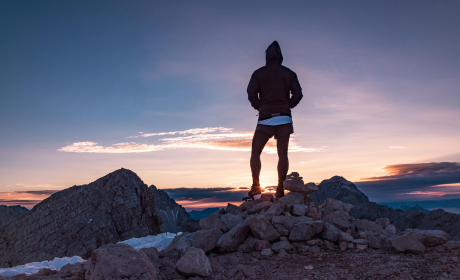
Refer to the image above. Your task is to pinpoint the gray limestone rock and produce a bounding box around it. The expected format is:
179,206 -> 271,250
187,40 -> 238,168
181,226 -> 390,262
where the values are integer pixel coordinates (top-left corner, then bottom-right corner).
274,224 -> 290,236
265,202 -> 285,217
216,221 -> 250,253
289,221 -> 323,242
0,205 -> 29,230
339,232 -> 354,243
355,219 -> 384,234
278,192 -> 305,207
247,201 -> 273,214
260,248 -> 274,256
221,213 -> 245,230
292,204 -> 309,216
185,228 -> 223,253
321,222 -> 343,242
199,212 -> 228,232
255,239 -> 272,251
247,216 -> 280,241
283,173 -> 318,196
272,215 -> 296,230
272,240 -> 294,253
310,176 -> 370,205
390,233 -> 426,253
0,168 -> 163,268
412,229 -> 450,247
243,235 -> 258,250
176,247 -> 212,277
322,210 -> 352,231
84,243 -> 159,280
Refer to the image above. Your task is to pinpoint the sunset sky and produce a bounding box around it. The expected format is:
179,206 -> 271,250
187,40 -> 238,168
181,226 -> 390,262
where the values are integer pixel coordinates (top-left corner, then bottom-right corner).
1,1 -> 459,210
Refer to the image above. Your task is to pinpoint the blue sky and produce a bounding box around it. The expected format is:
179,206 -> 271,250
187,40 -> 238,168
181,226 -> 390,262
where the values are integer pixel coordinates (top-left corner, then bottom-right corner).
1,1 -> 460,209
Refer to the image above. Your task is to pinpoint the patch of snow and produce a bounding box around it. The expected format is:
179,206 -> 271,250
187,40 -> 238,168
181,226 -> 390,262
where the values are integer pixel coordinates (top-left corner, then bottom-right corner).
119,232 -> 180,251
87,218 -> 92,224
0,232 -> 178,277
0,256 -> 85,277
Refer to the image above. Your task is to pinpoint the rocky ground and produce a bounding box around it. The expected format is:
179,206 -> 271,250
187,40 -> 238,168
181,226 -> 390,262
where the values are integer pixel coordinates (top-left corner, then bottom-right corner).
3,172 -> 460,280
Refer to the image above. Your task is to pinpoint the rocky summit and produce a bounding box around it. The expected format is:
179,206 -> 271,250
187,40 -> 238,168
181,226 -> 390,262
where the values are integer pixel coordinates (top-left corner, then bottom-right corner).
309,175 -> 460,241
150,185 -> 200,233
7,172 -> 460,280
0,168 -> 163,267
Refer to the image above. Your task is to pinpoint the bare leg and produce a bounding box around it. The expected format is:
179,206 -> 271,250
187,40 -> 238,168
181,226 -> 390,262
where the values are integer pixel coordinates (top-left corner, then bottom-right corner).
276,135 -> 290,187
250,130 -> 271,186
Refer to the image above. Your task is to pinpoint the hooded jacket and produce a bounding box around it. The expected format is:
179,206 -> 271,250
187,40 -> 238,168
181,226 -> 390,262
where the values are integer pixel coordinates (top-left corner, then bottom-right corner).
247,41 -> 303,121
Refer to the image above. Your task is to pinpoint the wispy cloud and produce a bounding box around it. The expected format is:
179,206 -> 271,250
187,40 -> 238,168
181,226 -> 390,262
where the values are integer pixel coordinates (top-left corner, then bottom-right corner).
59,127 -> 320,154
389,146 -> 406,149
128,127 -> 233,138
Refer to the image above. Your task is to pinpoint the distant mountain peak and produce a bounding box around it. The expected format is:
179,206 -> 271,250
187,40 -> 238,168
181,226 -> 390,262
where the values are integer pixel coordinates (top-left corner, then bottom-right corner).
310,176 -> 370,205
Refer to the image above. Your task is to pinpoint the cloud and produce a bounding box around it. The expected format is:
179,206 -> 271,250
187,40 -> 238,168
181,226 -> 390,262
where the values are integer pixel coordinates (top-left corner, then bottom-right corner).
128,127 -> 234,138
389,146 -> 406,149
59,127 -> 320,154
356,162 -> 460,202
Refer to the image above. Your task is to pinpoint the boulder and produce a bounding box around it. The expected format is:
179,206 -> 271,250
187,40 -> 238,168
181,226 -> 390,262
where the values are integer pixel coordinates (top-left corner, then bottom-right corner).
216,221 -> 250,253
339,242 -> 348,251
322,210 -> 351,231
279,192 -> 305,207
318,198 -> 355,215
272,215 -> 296,230
226,203 -> 243,215
321,222 -> 342,242
272,240 -> 294,253
265,202 -> 285,217
289,221 -> 323,242
365,231 -> 390,249
390,233 -> 426,253
375,217 -> 390,228
412,229 -> 449,247
352,239 -> 369,245
355,219 -> 383,234
221,214 -> 245,230
243,235 -> 258,250
306,239 -> 324,246
292,204 -> 309,216
176,247 -> 212,277
239,199 -> 260,211
339,232 -> 353,243
199,212 -> 228,232
444,241 -> 460,250
139,247 -> 162,268
247,216 -> 280,241
84,243 -> 159,280
308,207 -> 322,220
274,224 -> 290,236
185,228 -> 224,253
247,201 -> 273,214
161,233 -> 192,258
384,224 -> 397,235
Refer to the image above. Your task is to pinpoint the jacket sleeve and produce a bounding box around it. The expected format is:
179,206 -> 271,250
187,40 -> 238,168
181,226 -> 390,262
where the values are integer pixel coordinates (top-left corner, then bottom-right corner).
247,71 -> 260,110
289,73 -> 303,108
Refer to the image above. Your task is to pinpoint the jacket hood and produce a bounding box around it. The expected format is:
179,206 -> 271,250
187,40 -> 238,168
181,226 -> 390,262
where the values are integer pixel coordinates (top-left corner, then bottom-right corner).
265,41 -> 283,65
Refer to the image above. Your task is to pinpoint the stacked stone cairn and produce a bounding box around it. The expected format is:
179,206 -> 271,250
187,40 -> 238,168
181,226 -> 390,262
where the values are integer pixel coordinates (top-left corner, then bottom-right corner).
159,172 -> 452,278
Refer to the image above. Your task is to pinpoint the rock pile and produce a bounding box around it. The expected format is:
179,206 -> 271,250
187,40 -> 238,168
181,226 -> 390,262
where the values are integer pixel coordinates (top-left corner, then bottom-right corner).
4,172 -> 460,279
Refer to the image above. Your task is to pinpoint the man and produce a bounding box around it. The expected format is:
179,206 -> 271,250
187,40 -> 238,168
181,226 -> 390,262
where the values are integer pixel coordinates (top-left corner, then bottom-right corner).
247,41 -> 303,199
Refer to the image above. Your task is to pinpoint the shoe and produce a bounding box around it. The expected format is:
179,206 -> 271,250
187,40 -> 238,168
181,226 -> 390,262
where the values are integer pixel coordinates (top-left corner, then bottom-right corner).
274,186 -> 284,199
248,185 -> 262,197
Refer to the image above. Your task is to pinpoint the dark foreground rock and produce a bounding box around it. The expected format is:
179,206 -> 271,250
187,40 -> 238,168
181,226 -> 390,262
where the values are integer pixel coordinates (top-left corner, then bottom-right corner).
0,168 -> 163,267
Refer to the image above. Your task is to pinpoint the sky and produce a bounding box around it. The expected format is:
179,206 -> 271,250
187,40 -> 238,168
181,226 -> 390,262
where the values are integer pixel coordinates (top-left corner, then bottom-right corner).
1,1 -> 460,210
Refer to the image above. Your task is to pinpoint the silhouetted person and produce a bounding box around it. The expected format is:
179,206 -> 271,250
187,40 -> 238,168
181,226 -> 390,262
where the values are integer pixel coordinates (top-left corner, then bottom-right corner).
247,41 -> 303,199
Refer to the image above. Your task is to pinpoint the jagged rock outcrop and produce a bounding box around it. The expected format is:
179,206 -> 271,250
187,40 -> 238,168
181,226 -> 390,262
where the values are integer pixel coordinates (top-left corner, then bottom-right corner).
309,175 -> 460,241
149,185 -> 200,233
0,205 -> 29,230
0,168 -> 163,267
